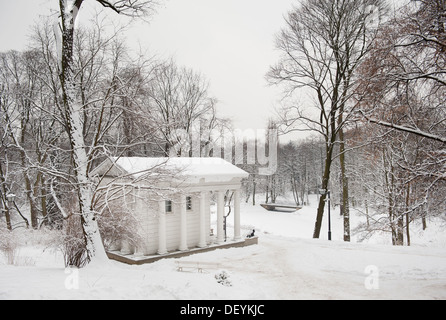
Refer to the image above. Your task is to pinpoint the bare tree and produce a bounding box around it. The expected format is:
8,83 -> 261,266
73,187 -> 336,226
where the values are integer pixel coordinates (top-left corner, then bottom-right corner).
145,59 -> 218,156
357,0 -> 446,143
0,50 -> 54,230
351,0 -> 446,244
0,83 -> 13,230
55,0 -> 158,265
268,0 -> 388,239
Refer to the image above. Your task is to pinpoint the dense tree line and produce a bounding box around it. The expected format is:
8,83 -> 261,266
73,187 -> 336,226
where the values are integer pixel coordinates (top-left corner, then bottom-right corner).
269,0 -> 445,245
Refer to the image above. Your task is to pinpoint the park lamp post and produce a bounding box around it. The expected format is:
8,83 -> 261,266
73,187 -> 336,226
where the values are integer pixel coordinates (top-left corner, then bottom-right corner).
319,188 -> 332,241
6,193 -> 16,205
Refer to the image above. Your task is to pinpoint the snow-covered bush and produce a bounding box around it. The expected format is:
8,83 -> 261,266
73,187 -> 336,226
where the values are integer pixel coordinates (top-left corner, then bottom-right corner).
56,215 -> 89,268
96,200 -> 143,252
0,227 -> 19,265
215,270 -> 232,287
0,228 -> 36,266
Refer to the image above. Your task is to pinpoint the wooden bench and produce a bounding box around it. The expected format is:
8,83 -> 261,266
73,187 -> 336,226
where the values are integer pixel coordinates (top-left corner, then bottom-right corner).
260,203 -> 302,212
176,261 -> 222,273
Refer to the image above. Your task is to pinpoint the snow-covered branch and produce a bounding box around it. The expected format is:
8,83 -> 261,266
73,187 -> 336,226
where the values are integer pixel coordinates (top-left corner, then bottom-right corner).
358,111 -> 446,144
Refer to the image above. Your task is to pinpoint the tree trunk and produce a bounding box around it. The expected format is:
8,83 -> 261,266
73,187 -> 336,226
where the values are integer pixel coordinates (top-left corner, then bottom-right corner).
20,144 -> 38,228
59,0 -> 107,266
252,175 -> 256,206
291,176 -> 300,206
0,162 -> 12,230
35,173 -> 48,227
339,129 -> 350,242
270,175 -> 277,204
265,183 -> 269,204
313,143 -> 334,238
396,214 -> 404,246
365,199 -> 370,228
405,183 -> 411,246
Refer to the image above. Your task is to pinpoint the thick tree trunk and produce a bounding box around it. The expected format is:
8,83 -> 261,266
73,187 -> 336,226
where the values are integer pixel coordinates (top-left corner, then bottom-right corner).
313,143 -> 334,239
59,0 -> 108,266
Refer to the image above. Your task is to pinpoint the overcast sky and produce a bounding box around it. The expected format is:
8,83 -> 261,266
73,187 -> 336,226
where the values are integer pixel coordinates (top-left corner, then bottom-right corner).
0,0 -> 297,133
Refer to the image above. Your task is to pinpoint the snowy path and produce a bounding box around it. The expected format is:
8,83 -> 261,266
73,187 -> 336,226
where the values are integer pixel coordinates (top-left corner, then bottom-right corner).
1,200 -> 446,300
1,234 -> 446,300
165,234 -> 446,300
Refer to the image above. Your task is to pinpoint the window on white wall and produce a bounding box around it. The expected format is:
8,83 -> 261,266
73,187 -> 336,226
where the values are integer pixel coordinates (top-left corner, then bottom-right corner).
165,200 -> 173,213
186,196 -> 192,211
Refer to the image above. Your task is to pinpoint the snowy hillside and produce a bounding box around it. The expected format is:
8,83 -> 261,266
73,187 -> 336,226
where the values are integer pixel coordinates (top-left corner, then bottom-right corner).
1,195 -> 446,300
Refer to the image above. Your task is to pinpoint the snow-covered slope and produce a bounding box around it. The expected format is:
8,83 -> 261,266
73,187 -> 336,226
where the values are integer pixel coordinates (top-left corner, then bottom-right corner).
1,196 -> 445,300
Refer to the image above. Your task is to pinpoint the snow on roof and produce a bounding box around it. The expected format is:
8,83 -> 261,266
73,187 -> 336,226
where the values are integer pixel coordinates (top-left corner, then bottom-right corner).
109,157 -> 249,183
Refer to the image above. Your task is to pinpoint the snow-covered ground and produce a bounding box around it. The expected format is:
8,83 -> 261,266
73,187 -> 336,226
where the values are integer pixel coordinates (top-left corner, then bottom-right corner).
1,195 -> 446,300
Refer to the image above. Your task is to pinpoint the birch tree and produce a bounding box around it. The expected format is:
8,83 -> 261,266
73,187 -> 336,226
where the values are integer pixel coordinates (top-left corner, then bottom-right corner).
268,0 -> 388,239
56,0 -> 158,265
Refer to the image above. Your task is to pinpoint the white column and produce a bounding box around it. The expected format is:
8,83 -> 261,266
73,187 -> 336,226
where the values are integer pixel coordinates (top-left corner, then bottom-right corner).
134,246 -> 144,257
233,189 -> 242,241
199,192 -> 207,248
120,240 -> 132,255
158,200 -> 167,255
179,195 -> 188,251
217,190 -> 225,244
